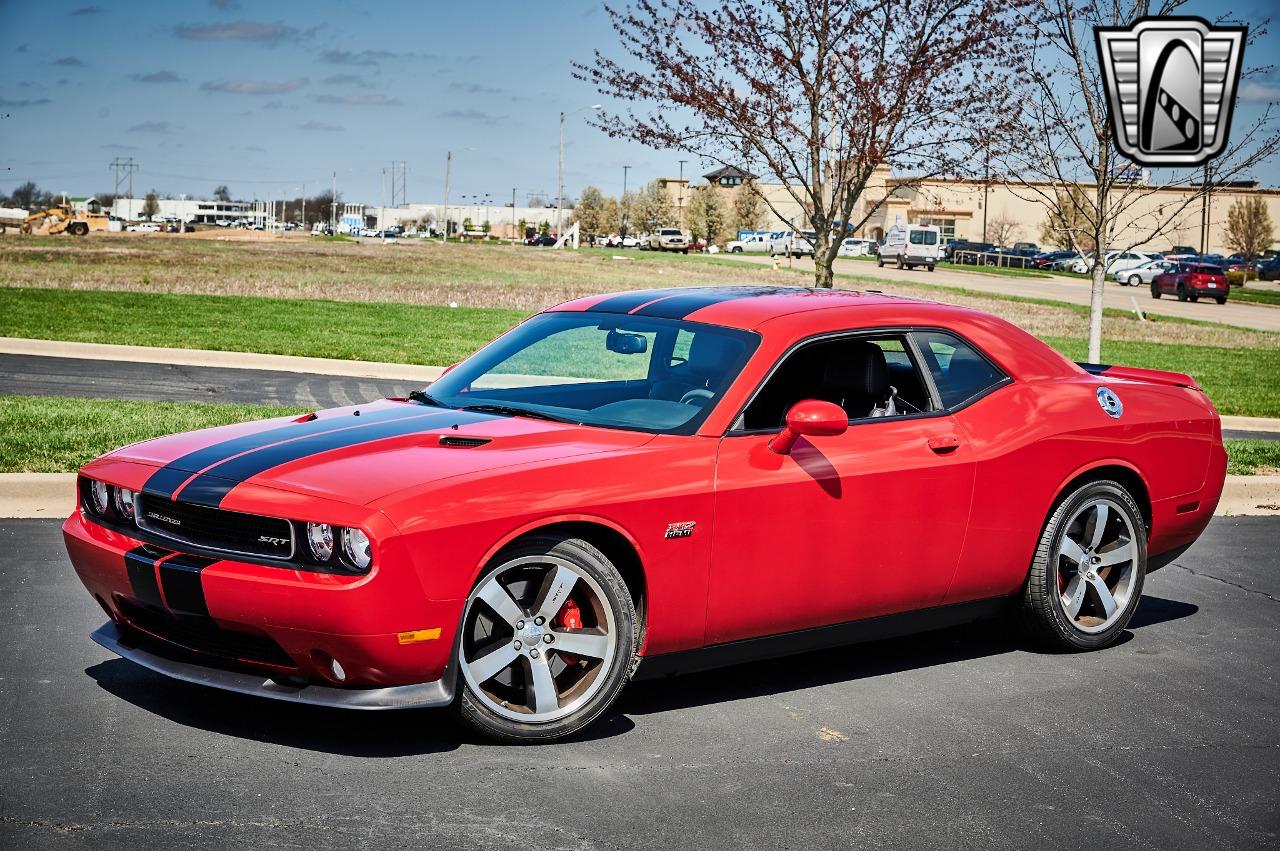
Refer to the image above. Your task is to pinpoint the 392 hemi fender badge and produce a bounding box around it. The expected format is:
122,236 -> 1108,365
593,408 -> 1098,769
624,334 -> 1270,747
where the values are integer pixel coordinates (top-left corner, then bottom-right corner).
664,521 -> 696,539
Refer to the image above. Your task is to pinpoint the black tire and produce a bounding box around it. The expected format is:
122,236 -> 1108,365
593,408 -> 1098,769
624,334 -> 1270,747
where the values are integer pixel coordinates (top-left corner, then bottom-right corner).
876,255 -> 884,268
927,265 -> 935,272
896,254 -> 905,269
456,535 -> 638,743
731,246 -> 742,254
1216,296 -> 1227,305
1127,274 -> 1141,287
1150,283 -> 1161,299
1177,284 -> 1188,302
1020,480 -> 1146,651
1189,293 -> 1199,302
682,249 -> 688,255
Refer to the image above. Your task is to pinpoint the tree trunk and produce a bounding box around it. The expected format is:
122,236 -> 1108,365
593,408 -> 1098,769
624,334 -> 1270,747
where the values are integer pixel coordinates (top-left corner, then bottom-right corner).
1087,263 -> 1105,363
813,232 -> 835,289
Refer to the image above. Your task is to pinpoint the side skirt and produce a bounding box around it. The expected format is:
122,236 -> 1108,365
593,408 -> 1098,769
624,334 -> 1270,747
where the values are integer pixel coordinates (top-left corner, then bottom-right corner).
633,596 -> 1011,680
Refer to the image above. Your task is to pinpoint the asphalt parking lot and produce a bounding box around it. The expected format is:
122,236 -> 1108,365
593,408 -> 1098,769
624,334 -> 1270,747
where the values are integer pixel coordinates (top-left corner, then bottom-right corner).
0,517 -> 1276,850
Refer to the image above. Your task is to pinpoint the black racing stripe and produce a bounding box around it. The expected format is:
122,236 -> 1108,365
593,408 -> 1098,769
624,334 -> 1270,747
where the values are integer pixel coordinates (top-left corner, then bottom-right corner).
176,409 -> 492,507
632,287 -> 788,319
124,546 -> 169,609
159,554 -> 217,618
142,406 -> 420,500
586,289 -> 683,314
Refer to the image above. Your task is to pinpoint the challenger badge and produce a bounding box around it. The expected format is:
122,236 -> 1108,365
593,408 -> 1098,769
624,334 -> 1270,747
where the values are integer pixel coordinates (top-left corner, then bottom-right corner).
1095,17 -> 1245,166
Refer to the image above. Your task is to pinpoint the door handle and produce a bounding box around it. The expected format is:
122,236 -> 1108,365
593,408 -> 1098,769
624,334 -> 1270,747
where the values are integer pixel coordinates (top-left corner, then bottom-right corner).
927,436 -> 961,454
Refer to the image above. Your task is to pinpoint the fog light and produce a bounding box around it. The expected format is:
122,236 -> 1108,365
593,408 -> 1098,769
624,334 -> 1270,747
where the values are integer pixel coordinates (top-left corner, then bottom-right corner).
330,657 -> 346,682
88,480 -> 110,515
114,487 -> 136,521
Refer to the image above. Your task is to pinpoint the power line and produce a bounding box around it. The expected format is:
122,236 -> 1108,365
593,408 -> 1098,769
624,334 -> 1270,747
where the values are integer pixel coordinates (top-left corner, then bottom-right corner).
109,157 -> 138,199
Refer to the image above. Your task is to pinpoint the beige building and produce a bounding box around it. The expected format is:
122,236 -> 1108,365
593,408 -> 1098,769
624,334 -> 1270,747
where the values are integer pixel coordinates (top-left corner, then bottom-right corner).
661,165 -> 1280,254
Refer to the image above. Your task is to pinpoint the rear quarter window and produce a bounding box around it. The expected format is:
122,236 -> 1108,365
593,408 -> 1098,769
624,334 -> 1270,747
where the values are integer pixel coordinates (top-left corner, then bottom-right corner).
914,331 -> 1007,409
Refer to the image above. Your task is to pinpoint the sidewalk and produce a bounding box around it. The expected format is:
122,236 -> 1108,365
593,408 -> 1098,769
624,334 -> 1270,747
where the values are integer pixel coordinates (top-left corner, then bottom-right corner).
3,472 -> 1276,519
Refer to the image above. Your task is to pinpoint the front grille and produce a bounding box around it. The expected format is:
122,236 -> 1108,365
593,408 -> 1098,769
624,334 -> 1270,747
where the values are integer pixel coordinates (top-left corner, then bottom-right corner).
118,598 -> 295,668
135,493 -> 294,560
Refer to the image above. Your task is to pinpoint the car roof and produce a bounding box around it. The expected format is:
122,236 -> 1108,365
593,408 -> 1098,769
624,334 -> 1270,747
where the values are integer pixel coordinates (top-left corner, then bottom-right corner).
553,285 -> 935,330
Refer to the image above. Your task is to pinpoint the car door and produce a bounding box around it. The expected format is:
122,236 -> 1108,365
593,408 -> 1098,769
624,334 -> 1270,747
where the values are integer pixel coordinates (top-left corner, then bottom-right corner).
704,331 -> 976,645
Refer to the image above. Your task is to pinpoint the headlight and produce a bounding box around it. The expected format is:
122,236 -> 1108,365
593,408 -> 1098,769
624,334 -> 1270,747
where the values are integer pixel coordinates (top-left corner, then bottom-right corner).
341,527 -> 373,572
306,522 -> 334,561
114,487 -> 136,521
88,479 -> 110,515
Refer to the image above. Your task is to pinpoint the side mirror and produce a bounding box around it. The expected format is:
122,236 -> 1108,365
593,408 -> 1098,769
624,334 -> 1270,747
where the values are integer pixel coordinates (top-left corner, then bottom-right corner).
768,400 -> 849,455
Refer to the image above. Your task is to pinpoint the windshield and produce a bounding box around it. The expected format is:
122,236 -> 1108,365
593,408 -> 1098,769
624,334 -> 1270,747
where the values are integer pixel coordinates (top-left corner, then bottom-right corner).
425,311 -> 760,435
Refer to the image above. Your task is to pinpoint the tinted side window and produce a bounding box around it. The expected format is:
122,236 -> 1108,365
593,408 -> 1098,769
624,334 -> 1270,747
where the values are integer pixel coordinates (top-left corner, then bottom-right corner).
914,331 -> 1007,409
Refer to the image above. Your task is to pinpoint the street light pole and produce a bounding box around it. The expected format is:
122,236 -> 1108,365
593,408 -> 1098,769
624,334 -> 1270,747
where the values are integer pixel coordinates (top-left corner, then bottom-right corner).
441,151 -> 452,242
621,165 -> 631,239
512,187 -> 517,243
558,105 -> 601,240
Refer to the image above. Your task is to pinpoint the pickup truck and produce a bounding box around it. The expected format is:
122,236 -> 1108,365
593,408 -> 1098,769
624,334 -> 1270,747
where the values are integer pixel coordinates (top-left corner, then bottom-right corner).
770,230 -> 816,258
648,228 -> 689,253
725,234 -> 772,253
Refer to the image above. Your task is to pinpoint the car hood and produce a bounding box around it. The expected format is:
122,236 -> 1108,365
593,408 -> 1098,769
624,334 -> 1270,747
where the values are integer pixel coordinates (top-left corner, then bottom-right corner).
112,399 -> 656,507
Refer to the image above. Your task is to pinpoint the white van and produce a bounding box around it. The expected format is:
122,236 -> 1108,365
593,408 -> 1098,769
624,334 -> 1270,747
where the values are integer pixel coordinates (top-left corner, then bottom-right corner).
877,224 -> 941,271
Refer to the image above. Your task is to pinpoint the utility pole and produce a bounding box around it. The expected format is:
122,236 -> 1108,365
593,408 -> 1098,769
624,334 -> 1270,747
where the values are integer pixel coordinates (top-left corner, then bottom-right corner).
621,165 -> 631,239
678,159 -> 687,227
109,157 -> 139,216
380,168 -> 386,231
330,171 -> 337,232
441,151 -> 452,242
390,160 -> 407,208
981,146 -> 990,243
512,187 -> 517,242
557,111 -> 565,238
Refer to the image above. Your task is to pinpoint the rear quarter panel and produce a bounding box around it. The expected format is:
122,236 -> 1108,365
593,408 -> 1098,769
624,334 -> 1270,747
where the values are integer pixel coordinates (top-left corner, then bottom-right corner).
944,374 -> 1219,603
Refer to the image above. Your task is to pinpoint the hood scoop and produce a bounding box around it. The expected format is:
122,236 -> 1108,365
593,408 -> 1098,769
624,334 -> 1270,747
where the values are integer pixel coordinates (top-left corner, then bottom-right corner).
438,435 -> 492,448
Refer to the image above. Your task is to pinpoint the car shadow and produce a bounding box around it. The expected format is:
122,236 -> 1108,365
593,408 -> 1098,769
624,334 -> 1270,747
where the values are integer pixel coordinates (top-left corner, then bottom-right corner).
85,659 -> 636,755
85,595 -> 1194,752
616,594 -> 1197,718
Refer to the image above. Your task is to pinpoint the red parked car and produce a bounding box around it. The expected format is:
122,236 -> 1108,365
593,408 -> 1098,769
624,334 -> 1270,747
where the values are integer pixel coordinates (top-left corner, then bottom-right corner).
1151,262 -> 1230,304
64,286 -> 1225,742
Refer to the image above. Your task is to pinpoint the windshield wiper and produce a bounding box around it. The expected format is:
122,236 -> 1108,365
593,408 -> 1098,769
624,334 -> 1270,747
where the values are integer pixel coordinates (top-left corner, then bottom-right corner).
460,403 -> 573,423
408,389 -> 451,408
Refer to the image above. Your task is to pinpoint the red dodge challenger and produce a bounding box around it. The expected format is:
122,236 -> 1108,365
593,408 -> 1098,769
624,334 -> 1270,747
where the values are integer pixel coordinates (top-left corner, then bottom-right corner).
64,286 -> 1225,742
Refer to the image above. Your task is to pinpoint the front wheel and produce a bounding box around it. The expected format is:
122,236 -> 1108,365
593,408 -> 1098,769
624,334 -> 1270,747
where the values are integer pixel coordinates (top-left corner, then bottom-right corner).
1151,283 -> 1162,299
896,254 -> 905,269
1127,274 -> 1141,287
456,535 -> 637,743
1177,285 -> 1189,302
1020,480 -> 1146,650
876,255 -> 884,268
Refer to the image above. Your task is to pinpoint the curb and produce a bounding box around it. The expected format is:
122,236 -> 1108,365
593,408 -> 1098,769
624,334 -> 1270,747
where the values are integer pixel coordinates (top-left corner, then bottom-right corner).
1,473 -> 1277,520
0,337 -> 445,383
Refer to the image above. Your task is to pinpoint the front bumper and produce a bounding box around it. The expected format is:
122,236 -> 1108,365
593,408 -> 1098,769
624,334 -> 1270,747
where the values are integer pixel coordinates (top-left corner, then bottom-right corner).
65,509 -> 463,700
92,621 -> 454,710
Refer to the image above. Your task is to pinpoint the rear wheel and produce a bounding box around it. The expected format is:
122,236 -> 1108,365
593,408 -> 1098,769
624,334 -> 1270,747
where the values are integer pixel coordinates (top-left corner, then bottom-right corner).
927,265 -> 935,272
1177,284 -> 1189,302
1021,480 -> 1146,650
1189,292 -> 1199,302
1216,296 -> 1227,305
456,536 -> 637,743
876,255 -> 884,268
1127,274 -> 1141,287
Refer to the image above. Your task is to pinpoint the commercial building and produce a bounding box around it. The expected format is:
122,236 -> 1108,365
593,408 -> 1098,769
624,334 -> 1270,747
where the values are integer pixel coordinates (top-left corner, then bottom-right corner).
662,166 -> 1280,253
110,197 -> 259,224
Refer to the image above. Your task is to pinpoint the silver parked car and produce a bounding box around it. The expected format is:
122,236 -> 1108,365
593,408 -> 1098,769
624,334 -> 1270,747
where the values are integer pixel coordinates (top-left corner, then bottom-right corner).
1112,258 -> 1178,286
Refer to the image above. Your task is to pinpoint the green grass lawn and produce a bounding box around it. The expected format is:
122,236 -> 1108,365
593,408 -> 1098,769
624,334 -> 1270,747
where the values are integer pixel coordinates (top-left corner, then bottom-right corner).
0,395 -> 306,473
0,287 -> 526,367
1230,285 -> 1280,307
1224,439 -> 1280,475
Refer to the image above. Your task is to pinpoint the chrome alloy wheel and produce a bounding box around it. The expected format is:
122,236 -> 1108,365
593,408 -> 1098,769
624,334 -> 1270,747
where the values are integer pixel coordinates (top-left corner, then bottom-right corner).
1055,498 -> 1139,634
460,555 -> 617,724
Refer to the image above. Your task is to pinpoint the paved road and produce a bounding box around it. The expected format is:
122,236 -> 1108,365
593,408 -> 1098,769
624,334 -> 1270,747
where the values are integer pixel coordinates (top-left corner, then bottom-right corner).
723,253 -> 1280,332
0,354 -> 417,408
1,517 -> 1276,849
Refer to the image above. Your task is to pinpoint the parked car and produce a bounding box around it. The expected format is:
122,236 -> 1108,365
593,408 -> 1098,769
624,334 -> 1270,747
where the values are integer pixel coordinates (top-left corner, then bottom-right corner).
945,240 -> 997,263
838,238 -> 875,257
1031,250 -> 1077,269
770,230 -> 816,258
1258,256 -> 1280,281
530,234 -> 558,247
648,228 -> 689,254
126,223 -> 159,233
65,285 -> 1224,742
1151,262 -> 1230,303
1012,242 -> 1039,253
724,233 -> 772,254
1113,258 -> 1177,286
1168,245 -> 1197,256
620,235 -> 641,248
1103,250 -> 1159,278
877,223 -> 941,271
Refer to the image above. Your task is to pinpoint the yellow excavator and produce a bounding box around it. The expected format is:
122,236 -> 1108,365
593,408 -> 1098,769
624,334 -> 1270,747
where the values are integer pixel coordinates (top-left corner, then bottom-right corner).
20,204 -> 109,236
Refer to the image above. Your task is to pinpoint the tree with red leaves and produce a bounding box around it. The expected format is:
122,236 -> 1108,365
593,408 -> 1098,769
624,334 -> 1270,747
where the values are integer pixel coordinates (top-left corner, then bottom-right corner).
576,0 -> 1031,288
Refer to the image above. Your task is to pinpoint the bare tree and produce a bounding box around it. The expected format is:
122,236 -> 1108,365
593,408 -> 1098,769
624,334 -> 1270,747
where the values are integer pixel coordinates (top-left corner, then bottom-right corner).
1224,196 -> 1274,260
986,216 -> 1022,248
576,0 -> 1029,288
997,0 -> 1280,362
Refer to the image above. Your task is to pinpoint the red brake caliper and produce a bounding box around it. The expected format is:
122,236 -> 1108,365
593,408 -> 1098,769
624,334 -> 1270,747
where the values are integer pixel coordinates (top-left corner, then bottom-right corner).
553,598 -> 583,665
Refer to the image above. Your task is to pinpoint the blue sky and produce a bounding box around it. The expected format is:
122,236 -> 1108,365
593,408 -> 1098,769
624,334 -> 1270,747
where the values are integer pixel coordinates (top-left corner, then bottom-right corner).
1,0 -> 1277,205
